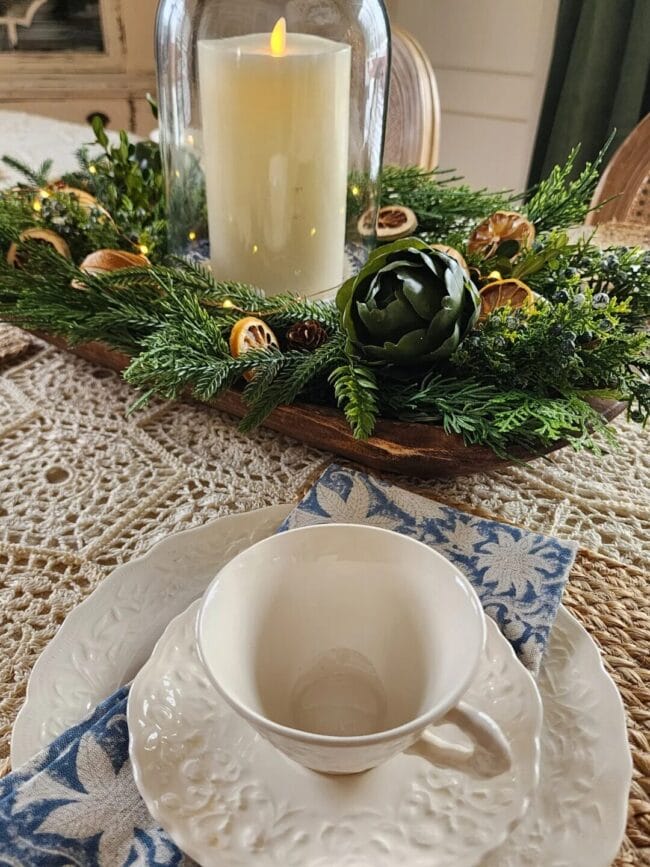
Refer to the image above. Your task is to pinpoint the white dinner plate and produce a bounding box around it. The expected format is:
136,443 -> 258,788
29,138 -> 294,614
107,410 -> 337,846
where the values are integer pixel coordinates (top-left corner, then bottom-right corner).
12,504 -> 632,866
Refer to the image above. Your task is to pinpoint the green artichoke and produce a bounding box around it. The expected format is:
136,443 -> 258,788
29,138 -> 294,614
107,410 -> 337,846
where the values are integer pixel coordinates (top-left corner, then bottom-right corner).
337,238 -> 480,366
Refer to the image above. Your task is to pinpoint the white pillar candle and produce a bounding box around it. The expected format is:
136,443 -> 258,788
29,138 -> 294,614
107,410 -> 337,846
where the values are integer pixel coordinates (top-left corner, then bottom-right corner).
198,19 -> 351,298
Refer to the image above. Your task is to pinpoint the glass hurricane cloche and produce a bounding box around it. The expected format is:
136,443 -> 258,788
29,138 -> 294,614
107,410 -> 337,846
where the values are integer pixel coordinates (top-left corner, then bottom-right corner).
156,0 -> 391,298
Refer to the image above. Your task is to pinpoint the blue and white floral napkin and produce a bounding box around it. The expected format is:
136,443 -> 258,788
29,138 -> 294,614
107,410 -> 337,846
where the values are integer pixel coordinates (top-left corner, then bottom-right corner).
0,688 -> 184,866
279,465 -> 577,673
0,466 -> 577,866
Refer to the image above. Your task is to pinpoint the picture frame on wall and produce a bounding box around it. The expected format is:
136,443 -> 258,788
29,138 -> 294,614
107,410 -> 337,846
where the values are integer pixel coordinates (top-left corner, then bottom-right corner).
0,0 -> 103,52
0,0 -> 124,71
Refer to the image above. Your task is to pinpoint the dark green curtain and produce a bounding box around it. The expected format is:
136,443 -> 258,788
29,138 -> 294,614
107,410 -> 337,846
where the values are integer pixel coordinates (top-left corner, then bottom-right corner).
528,0 -> 650,185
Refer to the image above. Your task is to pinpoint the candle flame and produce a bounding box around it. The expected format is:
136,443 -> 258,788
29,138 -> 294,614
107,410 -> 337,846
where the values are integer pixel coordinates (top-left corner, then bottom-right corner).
270,17 -> 287,57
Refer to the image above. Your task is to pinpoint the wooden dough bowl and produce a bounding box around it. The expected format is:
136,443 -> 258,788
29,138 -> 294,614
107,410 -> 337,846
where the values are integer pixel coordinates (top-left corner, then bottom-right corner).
38,334 -> 626,479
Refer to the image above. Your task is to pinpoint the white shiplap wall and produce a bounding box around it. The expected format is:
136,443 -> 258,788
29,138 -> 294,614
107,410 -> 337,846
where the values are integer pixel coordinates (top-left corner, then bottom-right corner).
386,0 -> 559,191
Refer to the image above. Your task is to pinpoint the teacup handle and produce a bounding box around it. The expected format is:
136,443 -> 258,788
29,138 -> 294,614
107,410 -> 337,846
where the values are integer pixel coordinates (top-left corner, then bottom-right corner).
406,701 -> 512,778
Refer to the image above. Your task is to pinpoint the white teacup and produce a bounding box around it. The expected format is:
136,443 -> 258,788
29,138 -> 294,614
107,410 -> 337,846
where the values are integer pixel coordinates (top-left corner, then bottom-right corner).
197,524 -> 512,776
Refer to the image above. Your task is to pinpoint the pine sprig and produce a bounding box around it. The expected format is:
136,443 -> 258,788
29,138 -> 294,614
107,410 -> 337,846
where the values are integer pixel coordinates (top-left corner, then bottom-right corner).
159,261 -> 340,332
0,248 -> 167,353
125,336 -> 251,403
241,350 -> 287,407
525,136 -> 614,232
379,374 -> 614,456
329,358 -> 379,439
1,156 -> 53,187
240,340 -> 344,432
122,278 -> 243,401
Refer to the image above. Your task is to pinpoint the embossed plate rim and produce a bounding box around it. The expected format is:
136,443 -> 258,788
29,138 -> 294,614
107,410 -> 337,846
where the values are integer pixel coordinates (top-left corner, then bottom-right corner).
486,600 -> 631,867
11,504 -> 293,768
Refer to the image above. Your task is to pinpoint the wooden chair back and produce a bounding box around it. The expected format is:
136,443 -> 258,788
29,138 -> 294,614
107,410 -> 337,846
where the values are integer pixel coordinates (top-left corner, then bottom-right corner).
384,26 -> 440,170
587,113 -> 650,225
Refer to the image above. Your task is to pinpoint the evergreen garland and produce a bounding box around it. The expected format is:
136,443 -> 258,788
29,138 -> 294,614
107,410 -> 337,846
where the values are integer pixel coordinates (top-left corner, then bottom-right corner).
0,120 -> 648,458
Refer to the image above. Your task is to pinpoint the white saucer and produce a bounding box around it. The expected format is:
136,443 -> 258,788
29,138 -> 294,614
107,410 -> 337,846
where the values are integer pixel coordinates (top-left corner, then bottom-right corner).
128,599 -> 542,867
11,504 -> 632,866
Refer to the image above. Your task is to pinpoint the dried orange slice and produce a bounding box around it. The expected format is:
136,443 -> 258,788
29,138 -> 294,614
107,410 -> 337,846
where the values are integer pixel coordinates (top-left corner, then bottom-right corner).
479,279 -> 534,320
358,205 -> 418,241
229,316 -> 279,380
80,249 -> 151,275
7,228 -> 71,268
468,211 -> 535,259
430,244 -> 468,273
48,183 -> 113,221
49,183 -> 97,210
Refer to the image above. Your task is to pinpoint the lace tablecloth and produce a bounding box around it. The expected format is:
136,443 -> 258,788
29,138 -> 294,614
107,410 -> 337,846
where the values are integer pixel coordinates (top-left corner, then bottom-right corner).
0,112 -> 648,863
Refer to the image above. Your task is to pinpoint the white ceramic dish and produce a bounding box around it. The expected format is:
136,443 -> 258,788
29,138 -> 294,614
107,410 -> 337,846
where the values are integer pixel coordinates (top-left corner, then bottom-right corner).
197,523 -> 512,777
129,598 -> 541,867
11,504 -> 632,867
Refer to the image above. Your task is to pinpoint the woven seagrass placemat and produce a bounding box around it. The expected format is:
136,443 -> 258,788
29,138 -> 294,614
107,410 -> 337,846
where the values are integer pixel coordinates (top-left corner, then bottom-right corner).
419,489 -> 650,867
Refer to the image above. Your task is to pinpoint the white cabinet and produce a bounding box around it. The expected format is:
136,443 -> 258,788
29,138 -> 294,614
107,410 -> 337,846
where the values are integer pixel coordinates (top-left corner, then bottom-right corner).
0,0 -> 158,136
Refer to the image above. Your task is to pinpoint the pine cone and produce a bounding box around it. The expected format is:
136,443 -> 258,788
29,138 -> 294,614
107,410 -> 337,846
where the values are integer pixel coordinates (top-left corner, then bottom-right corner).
286,319 -> 328,351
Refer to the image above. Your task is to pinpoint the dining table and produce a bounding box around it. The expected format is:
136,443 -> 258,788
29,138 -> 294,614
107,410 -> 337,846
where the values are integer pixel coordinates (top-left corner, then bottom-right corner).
0,110 -> 648,866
